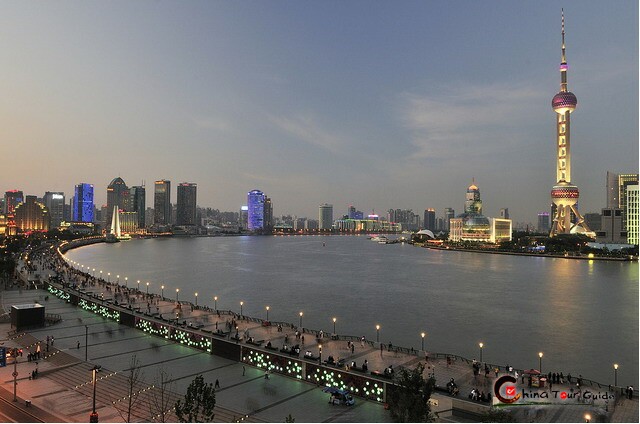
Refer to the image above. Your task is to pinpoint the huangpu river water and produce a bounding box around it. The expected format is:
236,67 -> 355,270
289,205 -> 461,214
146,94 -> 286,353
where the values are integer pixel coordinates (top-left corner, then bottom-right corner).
66,235 -> 638,387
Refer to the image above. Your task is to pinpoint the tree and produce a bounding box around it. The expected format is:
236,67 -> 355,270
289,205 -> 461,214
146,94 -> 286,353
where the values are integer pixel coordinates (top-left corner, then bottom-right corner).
149,367 -> 175,423
115,354 -> 144,422
387,362 -> 435,422
175,375 -> 216,423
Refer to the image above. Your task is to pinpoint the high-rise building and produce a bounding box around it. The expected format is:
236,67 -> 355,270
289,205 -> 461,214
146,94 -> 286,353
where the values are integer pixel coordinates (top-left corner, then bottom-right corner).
247,190 -> 265,231
239,206 -> 249,230
465,180 -> 482,214
583,213 -> 602,232
176,183 -> 197,226
626,185 -> 639,245
606,171 -> 619,209
154,180 -> 171,225
14,195 -> 49,232
500,208 -> 510,219
596,208 -> 625,243
43,192 -> 65,228
130,185 -> 146,229
549,12 -> 592,237
319,204 -> 333,230
444,208 -> 455,231
4,190 -> 23,215
264,197 -> 273,232
73,183 -> 94,223
537,212 -> 551,233
618,174 -> 639,231
106,177 -> 129,228
424,209 -> 436,231
348,205 -> 356,219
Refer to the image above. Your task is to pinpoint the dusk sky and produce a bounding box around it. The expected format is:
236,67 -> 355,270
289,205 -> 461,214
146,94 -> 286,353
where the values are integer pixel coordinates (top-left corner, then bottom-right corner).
1,0 -> 637,224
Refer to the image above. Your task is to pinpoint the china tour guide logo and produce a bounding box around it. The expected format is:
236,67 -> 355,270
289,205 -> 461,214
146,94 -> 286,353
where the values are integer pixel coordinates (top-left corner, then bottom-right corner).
494,375 -> 521,403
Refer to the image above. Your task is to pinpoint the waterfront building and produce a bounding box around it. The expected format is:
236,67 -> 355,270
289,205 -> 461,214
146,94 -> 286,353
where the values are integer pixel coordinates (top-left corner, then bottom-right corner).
106,177 -> 130,229
596,208 -> 625,244
4,190 -> 23,215
444,207 -> 455,231
239,206 -> 248,230
43,192 -> 65,228
264,197 -> 274,232
388,209 -> 420,231
449,181 -> 512,243
118,211 -> 139,234
130,185 -> 146,229
424,208 -> 436,232
73,183 -> 94,223
176,183 -> 197,226
549,12 -> 592,237
304,219 -> 319,230
247,190 -> 265,231
537,212 -> 551,233
154,180 -> 171,226
348,205 -> 356,219
319,203 -> 333,230
583,212 -> 602,232
14,195 -> 49,232
333,218 -> 401,232
618,174 -> 639,231
626,185 -> 639,245
606,171 -> 619,209
500,208 -> 509,219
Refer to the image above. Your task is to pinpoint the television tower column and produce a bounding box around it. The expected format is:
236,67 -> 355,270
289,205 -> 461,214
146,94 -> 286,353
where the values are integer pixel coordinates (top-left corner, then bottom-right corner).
549,10 -> 592,237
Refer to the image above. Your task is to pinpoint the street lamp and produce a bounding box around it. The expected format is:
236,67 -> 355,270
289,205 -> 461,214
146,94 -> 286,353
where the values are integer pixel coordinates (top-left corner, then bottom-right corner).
137,280 -> 140,291
333,317 -> 337,334
12,355 -> 18,402
107,272 -> 110,283
479,342 -> 484,363
584,413 -> 591,423
319,344 -> 322,364
99,270 -> 102,280
538,352 -> 543,373
116,275 -> 120,285
124,277 -> 128,288
161,285 -> 164,299
89,365 -> 101,423
195,292 -> 198,306
85,325 -> 89,361
614,363 -> 619,386
266,306 -> 270,321
376,324 -> 380,342
214,296 -> 218,310
92,268 -> 95,277
176,288 -> 180,302
299,311 -> 303,328
240,301 -> 244,316
421,332 -> 426,351
146,282 -> 149,295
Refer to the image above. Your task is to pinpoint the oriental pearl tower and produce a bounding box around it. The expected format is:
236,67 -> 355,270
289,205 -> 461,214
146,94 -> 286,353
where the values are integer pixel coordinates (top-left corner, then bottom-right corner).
549,10 -> 593,237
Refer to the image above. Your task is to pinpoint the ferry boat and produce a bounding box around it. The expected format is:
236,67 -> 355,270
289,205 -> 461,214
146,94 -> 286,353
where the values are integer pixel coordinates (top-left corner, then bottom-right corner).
370,236 -> 388,244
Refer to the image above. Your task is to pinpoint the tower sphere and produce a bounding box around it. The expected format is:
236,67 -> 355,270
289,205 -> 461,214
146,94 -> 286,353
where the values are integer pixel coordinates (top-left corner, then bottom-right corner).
552,91 -> 577,114
551,182 -> 579,207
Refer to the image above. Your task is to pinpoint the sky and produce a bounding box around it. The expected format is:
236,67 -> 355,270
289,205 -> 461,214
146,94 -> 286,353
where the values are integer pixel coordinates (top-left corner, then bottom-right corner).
1,0 -> 637,224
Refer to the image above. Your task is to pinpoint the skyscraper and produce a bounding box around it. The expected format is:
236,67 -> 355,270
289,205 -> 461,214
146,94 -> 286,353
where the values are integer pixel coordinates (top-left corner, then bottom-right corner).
154,180 -> 171,225
424,208 -> 436,231
14,195 -> 49,232
43,192 -> 65,228
500,208 -> 510,219
606,171 -> 619,209
106,177 -> 129,228
444,208 -> 455,231
247,190 -> 265,231
537,212 -> 551,234
73,183 -> 94,223
319,204 -> 333,230
264,197 -> 273,232
549,11 -> 591,237
176,183 -> 197,226
130,185 -> 146,229
626,185 -> 639,245
4,190 -> 23,215
618,174 -> 639,231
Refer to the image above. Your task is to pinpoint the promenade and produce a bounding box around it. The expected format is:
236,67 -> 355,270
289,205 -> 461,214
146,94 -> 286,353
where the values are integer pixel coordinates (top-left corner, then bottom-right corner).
0,241 -> 637,423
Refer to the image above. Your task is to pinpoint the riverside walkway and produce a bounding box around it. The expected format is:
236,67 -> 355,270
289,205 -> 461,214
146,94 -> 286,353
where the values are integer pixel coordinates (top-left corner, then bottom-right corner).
0,240 -> 637,423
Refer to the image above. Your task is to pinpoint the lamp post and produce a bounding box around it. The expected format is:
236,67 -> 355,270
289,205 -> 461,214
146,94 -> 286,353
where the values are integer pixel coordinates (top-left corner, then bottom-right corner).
99,270 -> 102,280
240,301 -> 244,316
479,342 -> 484,363
107,272 -> 110,283
116,275 -> 120,286
333,317 -> 337,334
176,288 -> 179,303
137,280 -> 140,291
538,352 -> 543,373
299,311 -> 303,328
214,296 -> 218,310
614,363 -> 619,387
266,306 -> 270,321
161,285 -> 164,299
421,332 -> 426,351
195,292 -> 198,306
319,344 -> 322,364
92,268 -> 95,277
85,325 -> 89,361
124,277 -> 128,288
376,325 -> 380,342
584,413 -> 591,423
146,282 -> 149,295
89,365 -> 101,423
12,355 -> 18,402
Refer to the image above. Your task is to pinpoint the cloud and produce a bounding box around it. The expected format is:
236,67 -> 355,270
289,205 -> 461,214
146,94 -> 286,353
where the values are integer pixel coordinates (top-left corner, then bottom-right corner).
398,82 -> 546,161
268,113 -> 346,155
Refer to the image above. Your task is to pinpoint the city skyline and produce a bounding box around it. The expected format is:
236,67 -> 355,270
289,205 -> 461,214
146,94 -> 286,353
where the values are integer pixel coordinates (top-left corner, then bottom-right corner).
1,1 -> 637,223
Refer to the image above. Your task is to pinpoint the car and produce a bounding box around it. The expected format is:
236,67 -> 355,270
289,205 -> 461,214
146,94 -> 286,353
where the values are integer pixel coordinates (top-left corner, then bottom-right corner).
322,387 -> 355,406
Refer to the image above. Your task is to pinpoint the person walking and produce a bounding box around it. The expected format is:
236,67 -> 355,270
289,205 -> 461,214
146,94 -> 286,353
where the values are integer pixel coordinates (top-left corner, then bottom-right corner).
215,379 -> 220,389
242,366 -> 246,376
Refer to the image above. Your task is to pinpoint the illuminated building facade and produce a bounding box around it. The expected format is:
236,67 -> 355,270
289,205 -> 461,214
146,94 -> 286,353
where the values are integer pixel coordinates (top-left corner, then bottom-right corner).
444,208 -> 455,231
247,190 -> 265,231
118,211 -> 139,234
43,192 -> 65,228
176,183 -> 197,226
14,195 -> 49,232
239,206 -> 248,230
333,218 -> 401,232
537,212 -> 551,233
154,180 -> 171,225
626,185 -> 639,245
549,12 -> 592,237
73,183 -> 94,223
4,190 -> 23,215
106,177 -> 129,228
319,204 -> 333,230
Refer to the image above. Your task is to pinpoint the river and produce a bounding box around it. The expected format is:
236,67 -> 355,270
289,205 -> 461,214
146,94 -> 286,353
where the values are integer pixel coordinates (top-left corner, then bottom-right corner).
65,235 -> 639,387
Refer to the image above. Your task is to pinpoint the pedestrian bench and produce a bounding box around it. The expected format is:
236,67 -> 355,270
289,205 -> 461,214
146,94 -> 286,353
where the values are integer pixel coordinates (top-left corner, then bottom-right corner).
246,339 -> 264,346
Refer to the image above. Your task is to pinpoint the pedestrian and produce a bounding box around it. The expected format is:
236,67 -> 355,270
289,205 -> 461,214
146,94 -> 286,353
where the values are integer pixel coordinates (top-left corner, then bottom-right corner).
242,366 -> 246,376
265,370 -> 270,379
77,340 -> 80,349
351,344 -> 355,354
215,379 -> 220,389
629,386 -> 634,400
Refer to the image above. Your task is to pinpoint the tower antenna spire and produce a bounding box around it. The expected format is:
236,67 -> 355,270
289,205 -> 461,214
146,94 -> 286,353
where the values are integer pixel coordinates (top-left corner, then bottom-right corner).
560,9 -> 568,92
